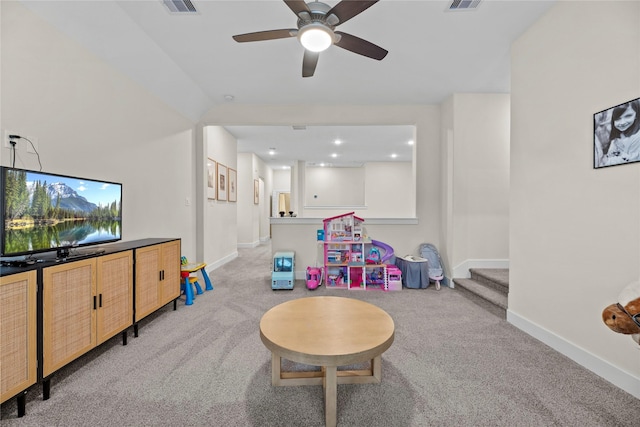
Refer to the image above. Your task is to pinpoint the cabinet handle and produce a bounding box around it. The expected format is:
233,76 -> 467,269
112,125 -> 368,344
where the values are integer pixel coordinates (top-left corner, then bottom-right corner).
159,270 -> 162,281
99,294 -> 103,308
93,296 -> 97,310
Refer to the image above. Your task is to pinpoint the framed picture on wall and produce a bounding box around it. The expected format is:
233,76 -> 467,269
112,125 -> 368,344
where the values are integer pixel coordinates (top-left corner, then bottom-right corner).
217,163 -> 228,201
228,168 -> 237,202
206,158 -> 216,200
254,179 -> 259,204
594,97 -> 640,168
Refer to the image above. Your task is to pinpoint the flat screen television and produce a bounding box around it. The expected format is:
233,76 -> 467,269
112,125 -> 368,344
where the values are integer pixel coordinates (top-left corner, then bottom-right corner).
1,166 -> 122,258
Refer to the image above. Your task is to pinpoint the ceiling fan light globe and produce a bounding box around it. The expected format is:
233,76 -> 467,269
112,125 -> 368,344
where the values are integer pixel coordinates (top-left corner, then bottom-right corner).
299,26 -> 333,52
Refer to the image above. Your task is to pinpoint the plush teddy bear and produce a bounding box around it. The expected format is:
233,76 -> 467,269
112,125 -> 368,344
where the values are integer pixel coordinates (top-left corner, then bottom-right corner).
602,280 -> 640,345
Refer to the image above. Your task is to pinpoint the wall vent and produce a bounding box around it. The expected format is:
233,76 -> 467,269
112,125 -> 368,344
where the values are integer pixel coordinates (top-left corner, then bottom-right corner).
163,0 -> 197,14
292,125 -> 307,131
448,0 -> 482,11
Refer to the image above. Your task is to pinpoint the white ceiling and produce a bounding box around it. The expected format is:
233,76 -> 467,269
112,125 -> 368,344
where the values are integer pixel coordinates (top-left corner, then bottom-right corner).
229,124 -> 416,168
18,0 -> 555,167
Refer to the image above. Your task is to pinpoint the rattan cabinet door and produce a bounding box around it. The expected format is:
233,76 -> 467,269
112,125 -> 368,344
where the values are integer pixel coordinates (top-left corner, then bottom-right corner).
96,251 -> 133,345
134,245 -> 161,322
0,271 -> 37,404
159,240 -> 180,306
42,259 -> 97,377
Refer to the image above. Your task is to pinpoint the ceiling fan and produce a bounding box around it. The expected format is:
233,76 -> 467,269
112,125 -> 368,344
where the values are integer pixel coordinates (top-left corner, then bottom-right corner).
232,0 -> 388,77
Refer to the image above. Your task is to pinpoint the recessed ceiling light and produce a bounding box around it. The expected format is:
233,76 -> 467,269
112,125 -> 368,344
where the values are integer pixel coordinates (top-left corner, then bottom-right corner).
408,140 -> 414,145
223,94 -> 234,102
334,139 -> 342,145
391,153 -> 398,159
269,148 -> 276,155
331,153 -> 338,158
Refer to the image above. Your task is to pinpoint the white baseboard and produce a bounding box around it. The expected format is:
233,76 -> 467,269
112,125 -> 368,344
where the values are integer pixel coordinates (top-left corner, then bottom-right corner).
237,241 -> 260,249
507,310 -> 640,399
206,251 -> 238,272
260,236 -> 271,243
452,259 -> 510,279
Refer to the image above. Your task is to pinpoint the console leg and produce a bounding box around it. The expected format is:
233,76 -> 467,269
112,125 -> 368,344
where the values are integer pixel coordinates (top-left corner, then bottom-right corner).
43,378 -> 51,400
134,323 -> 139,338
17,390 -> 27,417
122,329 -> 128,346
173,299 -> 177,310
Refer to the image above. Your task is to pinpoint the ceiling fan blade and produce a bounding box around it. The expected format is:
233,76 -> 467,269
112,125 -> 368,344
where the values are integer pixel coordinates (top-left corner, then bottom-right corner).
233,29 -> 297,43
327,0 -> 378,26
284,0 -> 311,19
334,31 -> 388,60
302,50 -> 320,77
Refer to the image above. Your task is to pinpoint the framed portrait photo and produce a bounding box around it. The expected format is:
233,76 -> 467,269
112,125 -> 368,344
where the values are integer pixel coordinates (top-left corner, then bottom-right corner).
217,163 -> 228,201
207,158 -> 216,200
594,97 -> 640,169
228,168 -> 237,202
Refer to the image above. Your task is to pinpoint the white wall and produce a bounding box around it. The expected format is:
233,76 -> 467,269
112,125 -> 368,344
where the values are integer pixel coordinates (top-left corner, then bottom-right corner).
443,94 -> 511,277
235,151 -> 271,248
510,1 -> 640,397
1,1 -> 196,258
299,162 -> 414,218
272,169 -> 291,193
364,162 -> 414,218
304,166 -> 365,207
236,153 -> 257,247
203,126 -> 238,265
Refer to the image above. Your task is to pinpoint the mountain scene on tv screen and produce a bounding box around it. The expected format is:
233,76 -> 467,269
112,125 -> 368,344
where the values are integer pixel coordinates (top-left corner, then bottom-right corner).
3,169 -> 122,254
40,181 -> 100,212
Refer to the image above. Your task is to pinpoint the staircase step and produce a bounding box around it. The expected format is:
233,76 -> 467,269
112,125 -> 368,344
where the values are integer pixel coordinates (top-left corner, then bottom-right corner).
452,277 -> 507,319
469,268 -> 509,295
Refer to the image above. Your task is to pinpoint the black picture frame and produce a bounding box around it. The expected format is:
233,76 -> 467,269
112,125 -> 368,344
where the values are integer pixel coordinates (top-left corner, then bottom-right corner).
594,97 -> 640,169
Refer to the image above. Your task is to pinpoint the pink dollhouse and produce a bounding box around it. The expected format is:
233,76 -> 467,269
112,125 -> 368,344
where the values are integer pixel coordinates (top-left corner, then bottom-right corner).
321,212 -> 401,291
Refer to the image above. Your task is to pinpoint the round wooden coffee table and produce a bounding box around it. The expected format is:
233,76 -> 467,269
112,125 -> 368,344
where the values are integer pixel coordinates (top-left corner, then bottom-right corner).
260,296 -> 395,427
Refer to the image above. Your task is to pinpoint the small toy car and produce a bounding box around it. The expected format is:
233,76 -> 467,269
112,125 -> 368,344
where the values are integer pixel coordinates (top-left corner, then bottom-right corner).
306,266 -> 323,290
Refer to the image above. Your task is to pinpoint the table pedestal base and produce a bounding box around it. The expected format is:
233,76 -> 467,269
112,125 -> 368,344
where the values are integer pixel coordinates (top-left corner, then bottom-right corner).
270,353 -> 382,427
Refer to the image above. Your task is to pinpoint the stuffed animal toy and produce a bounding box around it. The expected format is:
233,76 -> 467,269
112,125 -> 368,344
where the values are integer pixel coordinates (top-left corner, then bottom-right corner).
602,280 -> 640,345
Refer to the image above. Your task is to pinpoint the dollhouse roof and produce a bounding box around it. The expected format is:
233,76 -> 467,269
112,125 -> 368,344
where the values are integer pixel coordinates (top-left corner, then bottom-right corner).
322,212 -> 364,224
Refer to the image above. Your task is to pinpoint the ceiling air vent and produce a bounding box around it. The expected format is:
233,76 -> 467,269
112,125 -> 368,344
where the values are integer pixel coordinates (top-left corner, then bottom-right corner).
163,0 -> 197,14
448,0 -> 482,11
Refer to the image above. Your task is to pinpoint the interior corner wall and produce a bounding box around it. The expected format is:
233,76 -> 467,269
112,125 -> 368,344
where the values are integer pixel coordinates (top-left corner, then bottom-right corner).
203,126 -> 238,266
442,93 -> 511,278
440,96 -> 455,280
510,0 -> 640,396
1,1 -> 197,258
236,152 -> 271,247
255,154 -> 273,243
237,153 -> 256,246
